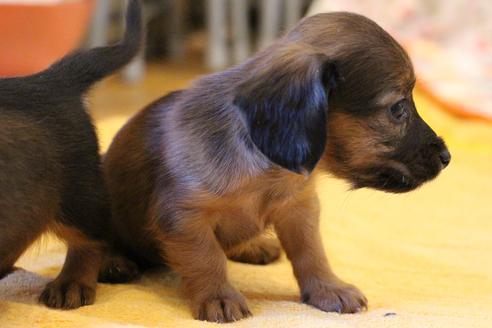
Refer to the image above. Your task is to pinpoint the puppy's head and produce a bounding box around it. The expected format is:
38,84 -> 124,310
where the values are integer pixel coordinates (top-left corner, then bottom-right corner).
234,12 -> 450,193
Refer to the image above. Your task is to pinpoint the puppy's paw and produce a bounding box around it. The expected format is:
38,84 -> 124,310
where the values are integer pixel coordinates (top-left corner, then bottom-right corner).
228,237 -> 281,265
98,254 -> 139,283
301,279 -> 367,314
193,286 -> 251,323
40,279 -> 95,309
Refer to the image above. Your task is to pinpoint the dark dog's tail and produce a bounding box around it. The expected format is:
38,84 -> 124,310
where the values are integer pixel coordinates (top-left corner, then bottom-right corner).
44,0 -> 142,94
0,0 -> 142,100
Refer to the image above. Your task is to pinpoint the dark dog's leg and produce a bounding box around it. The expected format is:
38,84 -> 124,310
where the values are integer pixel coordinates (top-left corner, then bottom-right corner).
274,195 -> 368,314
0,187 -> 56,279
0,216 -> 48,279
161,215 -> 251,323
40,242 -> 101,309
226,234 -> 281,265
40,171 -> 109,309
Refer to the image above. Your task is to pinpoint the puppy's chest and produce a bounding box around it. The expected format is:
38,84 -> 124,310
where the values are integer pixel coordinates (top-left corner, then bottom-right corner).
212,182 -> 301,249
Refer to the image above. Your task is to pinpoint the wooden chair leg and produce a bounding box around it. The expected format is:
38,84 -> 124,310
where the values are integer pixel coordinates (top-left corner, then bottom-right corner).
285,0 -> 302,28
88,0 -> 112,48
231,0 -> 250,64
206,0 -> 229,70
259,0 -> 282,49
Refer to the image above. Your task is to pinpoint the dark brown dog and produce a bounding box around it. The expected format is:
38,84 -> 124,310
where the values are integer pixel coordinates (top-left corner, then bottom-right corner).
0,0 -> 142,309
102,12 -> 450,322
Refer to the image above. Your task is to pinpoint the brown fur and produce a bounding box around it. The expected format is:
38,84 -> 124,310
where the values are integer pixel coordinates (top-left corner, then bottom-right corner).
322,112 -> 393,178
103,12 -> 450,322
0,0 -> 142,309
41,224 -> 103,309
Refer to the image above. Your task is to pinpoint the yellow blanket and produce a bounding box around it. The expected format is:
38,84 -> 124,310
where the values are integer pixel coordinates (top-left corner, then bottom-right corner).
1,82 -> 491,327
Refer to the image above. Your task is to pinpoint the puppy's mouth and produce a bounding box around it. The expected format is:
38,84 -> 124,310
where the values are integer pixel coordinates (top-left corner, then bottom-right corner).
351,155 -> 447,193
352,165 -> 419,193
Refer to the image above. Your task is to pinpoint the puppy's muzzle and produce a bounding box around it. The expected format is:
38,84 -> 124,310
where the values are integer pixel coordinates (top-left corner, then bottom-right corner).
439,148 -> 451,168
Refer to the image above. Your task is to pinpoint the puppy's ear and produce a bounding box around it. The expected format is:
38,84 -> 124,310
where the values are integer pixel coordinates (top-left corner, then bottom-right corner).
234,44 -> 338,174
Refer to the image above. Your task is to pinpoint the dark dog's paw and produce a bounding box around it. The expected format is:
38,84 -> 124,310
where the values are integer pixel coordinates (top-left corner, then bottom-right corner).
98,254 -> 139,283
0,266 -> 20,280
301,279 -> 367,313
194,287 -> 251,323
40,279 -> 95,309
228,237 -> 281,265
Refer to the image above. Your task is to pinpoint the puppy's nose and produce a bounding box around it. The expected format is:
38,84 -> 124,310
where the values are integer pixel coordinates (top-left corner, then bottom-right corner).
439,149 -> 451,168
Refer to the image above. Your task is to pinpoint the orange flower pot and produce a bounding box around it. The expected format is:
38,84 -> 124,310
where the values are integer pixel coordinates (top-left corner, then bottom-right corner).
0,0 -> 95,77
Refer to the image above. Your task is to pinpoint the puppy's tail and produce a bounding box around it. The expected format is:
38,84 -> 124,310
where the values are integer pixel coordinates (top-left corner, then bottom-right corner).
31,0 -> 142,95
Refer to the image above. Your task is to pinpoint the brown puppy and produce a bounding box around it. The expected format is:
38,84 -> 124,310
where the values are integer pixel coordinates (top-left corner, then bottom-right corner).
103,13 -> 450,322
0,1 -> 142,309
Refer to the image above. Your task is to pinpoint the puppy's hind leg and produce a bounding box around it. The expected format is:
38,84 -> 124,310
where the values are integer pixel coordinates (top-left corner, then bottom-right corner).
98,251 -> 140,284
226,233 -> 281,265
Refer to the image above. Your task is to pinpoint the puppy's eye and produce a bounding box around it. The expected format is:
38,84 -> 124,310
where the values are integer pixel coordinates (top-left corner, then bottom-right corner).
389,100 -> 409,123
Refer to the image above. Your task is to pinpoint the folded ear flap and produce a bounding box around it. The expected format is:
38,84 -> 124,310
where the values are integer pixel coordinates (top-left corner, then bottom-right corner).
233,44 -> 338,174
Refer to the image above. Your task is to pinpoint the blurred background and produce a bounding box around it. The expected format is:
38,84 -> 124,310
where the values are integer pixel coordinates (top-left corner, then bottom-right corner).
0,0 -> 491,122
0,0 -> 490,125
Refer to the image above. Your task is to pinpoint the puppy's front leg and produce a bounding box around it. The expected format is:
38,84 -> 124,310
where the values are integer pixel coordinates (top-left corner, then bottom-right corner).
161,216 -> 251,322
274,195 -> 367,313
